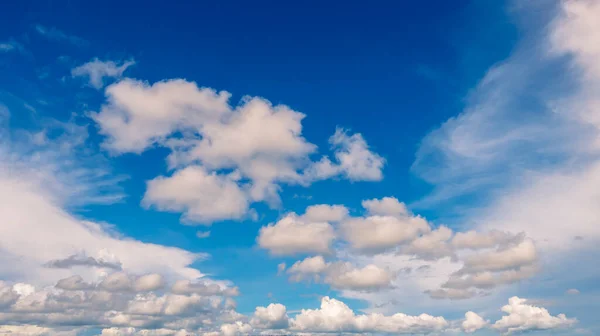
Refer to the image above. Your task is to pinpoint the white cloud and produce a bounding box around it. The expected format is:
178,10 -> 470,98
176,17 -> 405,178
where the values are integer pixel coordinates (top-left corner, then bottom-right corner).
340,215 -> 430,252
289,296 -> 448,334
72,58 -> 135,89
91,78 -> 230,154
92,78 -> 383,223
362,197 -> 408,217
325,263 -> 393,291
462,311 -> 488,333
287,256 -> 328,275
492,296 -> 576,334
250,303 -> 289,329
142,166 -> 250,224
307,127 -> 385,181
302,204 -> 348,222
404,226 -> 455,260
257,214 -> 335,255
459,239 -> 537,274
286,256 -> 393,291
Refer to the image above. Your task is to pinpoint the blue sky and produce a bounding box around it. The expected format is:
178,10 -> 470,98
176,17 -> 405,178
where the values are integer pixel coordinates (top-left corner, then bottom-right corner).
1,0 -> 599,335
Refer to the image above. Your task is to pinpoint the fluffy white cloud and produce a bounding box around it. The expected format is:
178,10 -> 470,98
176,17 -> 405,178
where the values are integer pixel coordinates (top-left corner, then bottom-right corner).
250,303 -> 289,329
459,239 -> 537,274
142,166 -> 250,224
257,214 -> 335,255
462,311 -> 487,333
307,128 -> 385,181
340,215 -> 430,252
287,256 -> 328,275
91,79 -> 230,154
492,297 -> 576,334
290,296 -> 448,334
362,197 -> 408,217
92,79 -> 383,223
72,58 -> 135,89
302,204 -> 349,222
286,256 -> 393,291
325,264 -> 393,291
404,226 -> 455,260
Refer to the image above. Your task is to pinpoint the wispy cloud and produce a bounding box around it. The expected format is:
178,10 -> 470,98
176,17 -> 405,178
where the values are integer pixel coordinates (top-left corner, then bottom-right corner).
34,24 -> 88,47
72,58 -> 135,89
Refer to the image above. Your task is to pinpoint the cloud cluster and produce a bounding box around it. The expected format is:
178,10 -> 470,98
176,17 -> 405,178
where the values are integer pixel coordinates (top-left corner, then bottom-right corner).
259,197 -> 537,299
285,256 -> 394,291
91,79 -> 385,224
0,274 -> 243,335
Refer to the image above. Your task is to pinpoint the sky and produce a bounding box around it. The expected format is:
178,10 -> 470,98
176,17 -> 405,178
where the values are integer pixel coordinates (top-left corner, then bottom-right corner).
0,0 -> 599,335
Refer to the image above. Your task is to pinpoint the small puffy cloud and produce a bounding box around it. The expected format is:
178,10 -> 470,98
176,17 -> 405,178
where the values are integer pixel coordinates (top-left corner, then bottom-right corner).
403,226 -> 455,260
92,78 -> 231,153
302,204 -> 348,222
459,239 -> 537,274
287,256 -> 328,275
257,214 -> 335,255
250,303 -> 289,329
307,127 -> 385,182
44,253 -> 123,270
290,296 -> 448,334
566,288 -> 580,295
492,297 -> 576,334
340,215 -> 430,252
462,311 -> 488,333
325,263 -> 393,291
286,257 -> 393,291
143,166 -> 250,224
72,58 -> 135,89
362,197 -> 408,217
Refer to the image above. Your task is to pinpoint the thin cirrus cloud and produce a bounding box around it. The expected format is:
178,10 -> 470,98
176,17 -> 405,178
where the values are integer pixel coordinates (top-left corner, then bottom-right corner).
72,58 -> 135,89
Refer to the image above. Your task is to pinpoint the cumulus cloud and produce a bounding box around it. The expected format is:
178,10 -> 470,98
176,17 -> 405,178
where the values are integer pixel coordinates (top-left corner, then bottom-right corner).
142,166 -> 250,224
257,214 -> 335,255
250,303 -> 289,329
492,296 -> 576,334
340,214 -> 430,252
72,58 -> 135,89
302,204 -> 349,222
362,197 -> 408,217
289,296 -> 448,334
286,256 -> 393,291
462,311 -> 488,333
92,79 -> 383,223
306,127 -> 385,181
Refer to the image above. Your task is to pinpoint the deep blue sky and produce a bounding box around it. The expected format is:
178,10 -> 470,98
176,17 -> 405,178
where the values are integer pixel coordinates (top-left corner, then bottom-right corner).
1,0 -> 550,328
